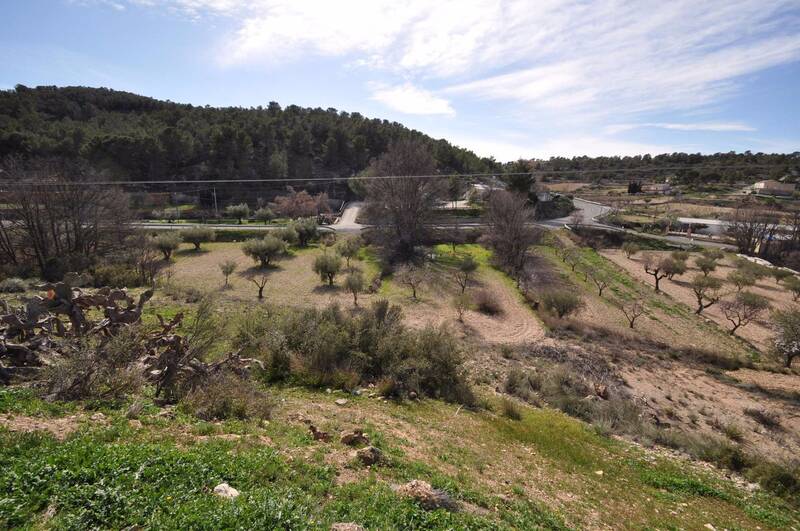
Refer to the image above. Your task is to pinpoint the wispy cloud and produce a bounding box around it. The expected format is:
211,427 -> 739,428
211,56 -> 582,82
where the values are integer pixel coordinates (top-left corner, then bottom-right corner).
370,82 -> 454,116
605,122 -> 757,134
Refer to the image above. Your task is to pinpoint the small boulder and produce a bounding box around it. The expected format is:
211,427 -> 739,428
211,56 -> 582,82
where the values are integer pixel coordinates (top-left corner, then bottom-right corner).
90,412 -> 106,422
310,425 -> 332,442
126,401 -> 144,419
340,429 -> 369,446
355,446 -> 382,466
213,482 -> 240,499
334,398 -> 349,406
408,391 -> 418,400
128,419 -> 143,429
396,480 -> 457,511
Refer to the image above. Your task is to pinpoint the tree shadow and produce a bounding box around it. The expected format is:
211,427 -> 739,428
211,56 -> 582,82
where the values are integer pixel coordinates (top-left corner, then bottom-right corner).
312,283 -> 341,295
238,264 -> 282,280
175,247 -> 211,258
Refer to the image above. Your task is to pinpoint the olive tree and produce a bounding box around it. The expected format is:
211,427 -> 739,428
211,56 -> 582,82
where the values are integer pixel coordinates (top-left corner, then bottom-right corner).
541,290 -> 583,318
254,207 -> 275,225
785,276 -> 800,301
721,292 -> 769,336
695,255 -> 718,277
152,233 -> 181,260
313,253 -> 343,286
727,269 -> 756,292
343,268 -> 365,306
336,236 -> 362,268
180,227 -> 215,251
219,259 -> 237,287
225,203 -> 250,224
242,236 -> 286,268
289,218 -> 318,247
771,268 -> 793,285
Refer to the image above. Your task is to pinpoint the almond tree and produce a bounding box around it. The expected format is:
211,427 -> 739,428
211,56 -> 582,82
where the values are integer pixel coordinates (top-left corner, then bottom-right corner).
589,270 -> 610,297
643,255 -> 671,292
721,292 -> 769,336
621,300 -> 646,329
395,263 -> 430,300
690,275 -> 723,314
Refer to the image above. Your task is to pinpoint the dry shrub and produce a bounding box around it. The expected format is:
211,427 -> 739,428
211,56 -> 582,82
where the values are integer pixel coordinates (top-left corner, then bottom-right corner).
180,372 -> 273,421
540,290 -> 583,318
744,408 -> 782,430
500,397 -> 523,420
44,326 -> 147,401
473,289 -> 502,315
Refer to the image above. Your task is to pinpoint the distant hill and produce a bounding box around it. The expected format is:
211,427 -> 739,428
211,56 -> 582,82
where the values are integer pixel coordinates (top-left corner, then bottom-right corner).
0,85 -> 498,183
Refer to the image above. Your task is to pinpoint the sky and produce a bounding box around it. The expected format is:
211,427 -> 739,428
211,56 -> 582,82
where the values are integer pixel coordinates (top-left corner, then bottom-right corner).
1,1 -> 799,162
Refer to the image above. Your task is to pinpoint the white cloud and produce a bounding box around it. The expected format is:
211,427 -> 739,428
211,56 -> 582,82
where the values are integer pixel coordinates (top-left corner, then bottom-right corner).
370,83 -> 454,116
606,122 -> 757,134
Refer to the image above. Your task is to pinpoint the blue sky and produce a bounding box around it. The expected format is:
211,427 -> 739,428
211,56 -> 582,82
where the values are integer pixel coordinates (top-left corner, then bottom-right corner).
1,0 -> 799,161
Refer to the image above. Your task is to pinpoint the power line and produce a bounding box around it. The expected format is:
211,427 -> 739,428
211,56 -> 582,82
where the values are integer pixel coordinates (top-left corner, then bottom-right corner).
0,164 -> 787,188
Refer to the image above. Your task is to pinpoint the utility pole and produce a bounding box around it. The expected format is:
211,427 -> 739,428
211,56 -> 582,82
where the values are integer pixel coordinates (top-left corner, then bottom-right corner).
212,187 -> 218,218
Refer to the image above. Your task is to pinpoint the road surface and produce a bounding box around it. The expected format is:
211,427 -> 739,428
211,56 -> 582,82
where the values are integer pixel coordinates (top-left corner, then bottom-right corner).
131,197 -> 733,250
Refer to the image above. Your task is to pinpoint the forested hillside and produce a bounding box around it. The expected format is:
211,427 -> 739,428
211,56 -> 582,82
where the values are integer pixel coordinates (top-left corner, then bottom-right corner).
0,85 -> 497,182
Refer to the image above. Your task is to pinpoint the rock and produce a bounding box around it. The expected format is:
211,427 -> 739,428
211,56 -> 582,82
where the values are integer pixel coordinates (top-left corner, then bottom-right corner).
213,482 -> 240,499
157,408 -> 175,420
128,419 -> 143,429
408,391 -> 418,400
352,389 -> 362,396
340,429 -> 369,446
42,504 -> 57,521
703,524 -> 716,531
126,401 -> 144,419
90,412 -> 106,422
330,524 -> 364,531
355,446 -> 382,466
309,425 -> 332,442
583,395 -> 601,402
593,383 -> 609,400
334,398 -> 349,406
396,480 -> 457,511
594,470 -> 603,476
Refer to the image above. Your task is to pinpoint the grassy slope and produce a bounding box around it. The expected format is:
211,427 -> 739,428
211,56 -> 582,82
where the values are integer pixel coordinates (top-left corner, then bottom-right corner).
1,387 -> 797,530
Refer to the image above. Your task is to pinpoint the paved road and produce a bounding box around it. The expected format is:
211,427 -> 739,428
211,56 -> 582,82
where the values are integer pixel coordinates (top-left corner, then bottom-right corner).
132,197 -> 733,250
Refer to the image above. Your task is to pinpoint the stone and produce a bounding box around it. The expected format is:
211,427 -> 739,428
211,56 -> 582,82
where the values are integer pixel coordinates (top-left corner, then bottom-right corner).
90,412 -> 106,422
309,425 -> 332,442
396,480 -> 457,511
213,482 -> 240,499
408,391 -> 418,400
330,524 -> 364,531
128,419 -> 143,429
334,398 -> 349,406
355,446 -> 382,466
340,429 -> 369,446
126,401 -> 144,419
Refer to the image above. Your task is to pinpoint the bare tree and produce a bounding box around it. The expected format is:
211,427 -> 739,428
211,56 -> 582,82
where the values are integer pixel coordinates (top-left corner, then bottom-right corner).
481,190 -> 540,282
0,157 -> 131,276
362,138 -> 444,259
727,207 -> 780,256
621,300 -> 646,328
721,292 -> 769,336
250,274 -> 268,299
395,263 -> 430,300
588,271 -> 610,297
774,308 -> 800,367
453,255 -> 478,294
643,254 -> 671,292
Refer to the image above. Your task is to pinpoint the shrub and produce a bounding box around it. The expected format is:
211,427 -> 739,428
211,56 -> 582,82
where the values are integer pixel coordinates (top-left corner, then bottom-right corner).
504,367 -> 538,401
452,293 -> 471,322
151,233 -> 182,260
454,255 -> 478,293
275,226 -> 299,246
695,255 -> 718,276
772,268 -> 793,284
0,277 -> 27,293
540,290 -> 583,318
44,326 -> 147,401
473,289 -> 502,315
785,276 -> 800,301
727,269 -> 756,292
242,236 -> 286,268
180,373 -> 272,421
500,397 -> 522,420
313,253 -> 343,286
180,227 -> 216,251
92,264 -> 142,288
225,203 -> 250,224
